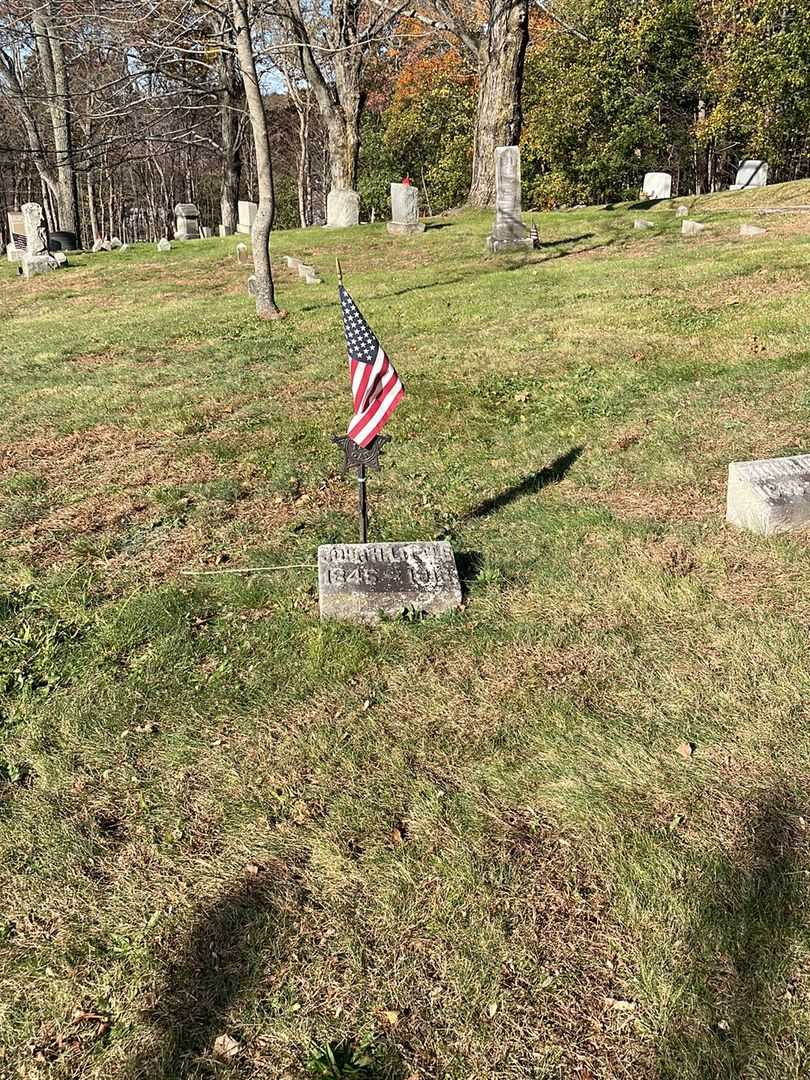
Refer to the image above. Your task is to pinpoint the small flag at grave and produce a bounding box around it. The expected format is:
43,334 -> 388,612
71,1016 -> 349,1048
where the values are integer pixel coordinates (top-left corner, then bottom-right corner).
530,220 -> 539,249
338,278 -> 404,448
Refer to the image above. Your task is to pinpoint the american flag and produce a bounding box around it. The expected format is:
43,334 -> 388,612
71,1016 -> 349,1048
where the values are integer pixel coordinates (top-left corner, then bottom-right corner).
530,221 -> 539,249
339,284 -> 404,448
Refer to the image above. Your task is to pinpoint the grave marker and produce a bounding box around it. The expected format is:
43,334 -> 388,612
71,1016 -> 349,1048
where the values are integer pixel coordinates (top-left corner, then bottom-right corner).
727,454 -> 810,536
326,189 -> 360,228
6,209 -> 25,263
387,183 -> 425,236
237,200 -> 258,234
486,146 -> 531,254
174,203 -> 201,240
641,172 -> 672,200
731,160 -> 769,191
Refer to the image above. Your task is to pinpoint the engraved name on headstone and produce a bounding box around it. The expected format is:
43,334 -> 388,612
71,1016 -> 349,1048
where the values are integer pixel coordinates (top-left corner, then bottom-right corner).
318,540 -> 463,623
726,454 -> 810,536
487,146 -> 531,253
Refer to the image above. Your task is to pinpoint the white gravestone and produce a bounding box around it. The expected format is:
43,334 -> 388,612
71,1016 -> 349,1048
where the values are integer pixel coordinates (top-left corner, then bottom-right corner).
387,183 -> 425,236
634,218 -> 654,229
727,455 -> 810,536
682,219 -> 705,236
487,146 -> 531,254
157,238 -> 171,252
740,223 -> 767,237
237,200 -> 258,234
236,242 -> 249,265
641,172 -> 672,200
318,541 -> 462,624
731,160 -> 769,191
326,189 -> 360,228
174,203 -> 201,240
20,202 -> 53,278
6,209 -> 25,263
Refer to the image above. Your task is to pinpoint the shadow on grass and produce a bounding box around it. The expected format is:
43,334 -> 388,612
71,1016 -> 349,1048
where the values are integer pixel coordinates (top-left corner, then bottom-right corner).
657,788 -> 809,1079
128,875 -> 289,1078
454,549 -> 485,597
464,446 -> 584,520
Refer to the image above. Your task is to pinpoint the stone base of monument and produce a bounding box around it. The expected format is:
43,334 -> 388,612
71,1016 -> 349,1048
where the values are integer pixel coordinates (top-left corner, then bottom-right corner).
726,454 -> 810,536
486,234 -> 533,254
386,221 -> 426,236
6,243 -> 24,264
318,541 -> 463,624
21,254 -> 55,279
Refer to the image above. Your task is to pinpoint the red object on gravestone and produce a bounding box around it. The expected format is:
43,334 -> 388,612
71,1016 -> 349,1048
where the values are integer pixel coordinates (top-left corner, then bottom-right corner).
401,175 -> 413,186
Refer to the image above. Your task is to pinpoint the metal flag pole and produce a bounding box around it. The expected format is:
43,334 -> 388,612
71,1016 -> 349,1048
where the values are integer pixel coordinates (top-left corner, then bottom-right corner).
337,257 -> 367,544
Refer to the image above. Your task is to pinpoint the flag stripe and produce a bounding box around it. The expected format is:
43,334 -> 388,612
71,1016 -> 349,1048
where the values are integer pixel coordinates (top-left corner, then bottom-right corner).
339,286 -> 404,448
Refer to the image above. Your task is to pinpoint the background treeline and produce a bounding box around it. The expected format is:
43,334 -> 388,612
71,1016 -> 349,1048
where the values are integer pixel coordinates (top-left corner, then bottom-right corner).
2,0 -> 809,252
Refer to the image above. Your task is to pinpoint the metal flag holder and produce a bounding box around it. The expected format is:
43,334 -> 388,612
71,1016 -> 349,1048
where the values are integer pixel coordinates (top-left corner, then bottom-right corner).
332,258 -> 390,543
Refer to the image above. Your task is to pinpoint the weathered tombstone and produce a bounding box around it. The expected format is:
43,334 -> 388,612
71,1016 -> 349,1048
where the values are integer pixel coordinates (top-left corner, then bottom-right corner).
297,262 -> 316,279
676,205 -> 689,217
318,541 -> 463,624
634,218 -> 654,229
387,183 -> 425,236
218,224 -> 227,238
157,238 -> 171,253
20,202 -> 53,278
6,209 -> 25,263
731,160 -> 769,191
247,274 -> 257,296
52,251 -> 68,267
304,272 -> 322,285
641,171 -> 672,200
726,454 -> 810,536
201,226 -> 212,238
174,203 -> 201,240
236,242 -> 249,265
326,189 -> 360,228
740,223 -> 767,237
681,219 -> 705,236
486,146 -> 532,254
285,255 -> 302,269
109,236 -> 122,249
237,200 -> 258,234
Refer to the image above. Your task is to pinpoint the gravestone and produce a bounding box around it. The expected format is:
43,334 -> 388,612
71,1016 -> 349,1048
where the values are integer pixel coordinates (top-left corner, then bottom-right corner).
326,189 -> 360,228
20,202 -> 53,278
318,541 -> 462,624
157,238 -> 171,252
676,205 -> 689,216
237,200 -> 258,234
174,203 -> 201,240
218,224 -> 227,238
682,219 -> 705,236
247,274 -> 257,297
236,242 -> 249,265
740,223 -> 767,237
92,238 -> 111,252
285,255 -> 302,269
487,146 -> 531,253
731,160 -> 769,191
387,183 -> 425,236
109,236 -> 122,249
641,172 -> 672,200
634,218 -> 654,230
201,226 -> 212,238
726,454 -> 810,536
6,209 -> 25,263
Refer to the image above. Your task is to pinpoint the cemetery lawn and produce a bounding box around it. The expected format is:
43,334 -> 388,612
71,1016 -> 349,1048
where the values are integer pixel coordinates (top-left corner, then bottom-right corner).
2,186 -> 810,1080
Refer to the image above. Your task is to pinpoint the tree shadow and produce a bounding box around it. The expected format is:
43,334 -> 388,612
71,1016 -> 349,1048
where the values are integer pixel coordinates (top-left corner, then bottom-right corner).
463,446 -> 584,520
656,787 -> 809,1079
128,874 -> 294,1078
424,221 -> 455,230
538,232 -> 594,249
454,549 -> 485,598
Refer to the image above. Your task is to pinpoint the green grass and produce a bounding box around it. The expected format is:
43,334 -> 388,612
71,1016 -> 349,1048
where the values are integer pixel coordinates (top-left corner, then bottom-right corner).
2,191 -> 810,1079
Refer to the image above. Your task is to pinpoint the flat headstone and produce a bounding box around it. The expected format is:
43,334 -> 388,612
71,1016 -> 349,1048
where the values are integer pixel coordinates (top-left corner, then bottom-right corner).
304,273 -> 322,285
634,218 -> 654,229
237,200 -> 258,234
387,183 -> 424,236
676,205 -> 689,216
681,219 -> 705,236
285,256 -> 302,269
641,172 -> 672,200
487,146 -> 531,253
157,238 -> 171,253
740,223 -> 767,237
297,262 -> 316,279
731,160 -> 768,191
727,454 -> 810,536
326,189 -> 360,228
52,251 -> 67,266
21,253 -> 53,279
319,541 -> 462,624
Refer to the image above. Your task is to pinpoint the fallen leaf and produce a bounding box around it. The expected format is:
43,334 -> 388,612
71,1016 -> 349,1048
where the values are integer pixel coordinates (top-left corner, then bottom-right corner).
487,1001 -> 498,1018
382,1010 -> 399,1027
676,741 -> 696,758
605,997 -> 635,1012
213,1033 -> 241,1061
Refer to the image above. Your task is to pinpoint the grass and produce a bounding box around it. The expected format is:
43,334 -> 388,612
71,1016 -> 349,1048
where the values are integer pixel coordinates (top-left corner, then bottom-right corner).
2,187 -> 810,1079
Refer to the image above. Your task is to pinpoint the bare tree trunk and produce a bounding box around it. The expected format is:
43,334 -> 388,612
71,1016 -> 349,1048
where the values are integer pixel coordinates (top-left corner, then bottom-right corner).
217,25 -> 244,234
467,0 -> 529,207
87,173 -> 98,241
32,3 -> 80,234
232,0 -> 283,319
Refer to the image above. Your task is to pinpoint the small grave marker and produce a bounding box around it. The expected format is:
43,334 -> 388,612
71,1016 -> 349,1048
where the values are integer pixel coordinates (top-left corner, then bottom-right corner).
681,219 -> 705,236
727,454 -> 810,536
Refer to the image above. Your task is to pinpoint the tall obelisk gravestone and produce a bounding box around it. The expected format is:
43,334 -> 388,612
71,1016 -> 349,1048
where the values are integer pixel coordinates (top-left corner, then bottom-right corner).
486,146 -> 532,254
